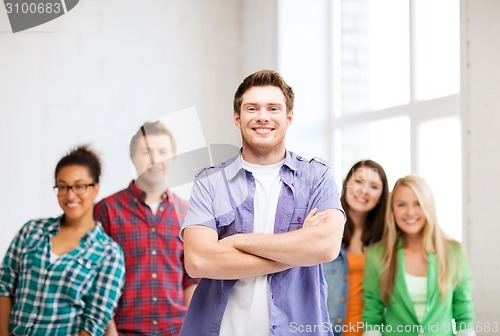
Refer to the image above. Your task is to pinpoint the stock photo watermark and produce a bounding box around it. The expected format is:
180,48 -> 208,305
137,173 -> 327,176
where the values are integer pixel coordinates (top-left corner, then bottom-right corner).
4,0 -> 79,33
289,321 -> 500,334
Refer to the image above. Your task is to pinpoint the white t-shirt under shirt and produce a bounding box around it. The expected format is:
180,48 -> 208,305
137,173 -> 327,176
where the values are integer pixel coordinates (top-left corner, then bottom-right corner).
219,156 -> 284,336
147,202 -> 160,215
49,250 -> 65,263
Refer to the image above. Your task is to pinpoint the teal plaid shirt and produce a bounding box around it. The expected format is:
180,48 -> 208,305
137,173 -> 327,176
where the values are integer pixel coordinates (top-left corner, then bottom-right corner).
0,217 -> 125,336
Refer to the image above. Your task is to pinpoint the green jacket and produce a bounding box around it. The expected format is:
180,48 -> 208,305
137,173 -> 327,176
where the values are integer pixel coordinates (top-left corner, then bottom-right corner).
362,241 -> 475,335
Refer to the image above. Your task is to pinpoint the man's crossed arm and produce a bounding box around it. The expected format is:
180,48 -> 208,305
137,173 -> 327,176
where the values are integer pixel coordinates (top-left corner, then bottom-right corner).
183,208 -> 345,280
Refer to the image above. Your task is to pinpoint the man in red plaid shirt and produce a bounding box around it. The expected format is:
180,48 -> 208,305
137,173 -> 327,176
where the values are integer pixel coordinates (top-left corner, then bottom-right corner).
94,121 -> 198,335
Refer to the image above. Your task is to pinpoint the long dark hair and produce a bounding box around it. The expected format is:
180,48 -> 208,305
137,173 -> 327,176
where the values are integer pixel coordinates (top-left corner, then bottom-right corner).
341,160 -> 389,249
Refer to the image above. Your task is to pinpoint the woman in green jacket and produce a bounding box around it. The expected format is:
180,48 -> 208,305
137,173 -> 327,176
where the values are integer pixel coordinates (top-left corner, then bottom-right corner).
362,175 -> 475,336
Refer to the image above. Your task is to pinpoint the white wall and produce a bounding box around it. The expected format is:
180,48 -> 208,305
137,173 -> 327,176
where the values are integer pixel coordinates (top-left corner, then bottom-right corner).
0,0 -> 278,257
277,0 -> 333,162
461,0 -> 500,331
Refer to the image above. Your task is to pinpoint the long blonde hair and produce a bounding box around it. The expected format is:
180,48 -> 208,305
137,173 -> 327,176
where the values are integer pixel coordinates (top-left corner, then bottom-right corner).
379,175 -> 461,304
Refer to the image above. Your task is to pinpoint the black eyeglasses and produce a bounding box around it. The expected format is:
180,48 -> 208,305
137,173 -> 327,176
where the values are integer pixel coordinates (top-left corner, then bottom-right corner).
53,183 -> 96,196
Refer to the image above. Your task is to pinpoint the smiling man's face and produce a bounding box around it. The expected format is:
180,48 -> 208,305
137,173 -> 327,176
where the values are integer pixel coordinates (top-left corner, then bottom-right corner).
234,85 -> 293,163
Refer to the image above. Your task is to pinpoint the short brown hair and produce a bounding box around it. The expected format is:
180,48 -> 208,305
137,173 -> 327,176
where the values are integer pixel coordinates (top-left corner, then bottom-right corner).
233,69 -> 294,115
129,121 -> 176,159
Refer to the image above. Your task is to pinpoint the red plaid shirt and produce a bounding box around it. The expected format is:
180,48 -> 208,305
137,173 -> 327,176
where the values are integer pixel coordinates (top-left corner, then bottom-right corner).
94,181 -> 198,335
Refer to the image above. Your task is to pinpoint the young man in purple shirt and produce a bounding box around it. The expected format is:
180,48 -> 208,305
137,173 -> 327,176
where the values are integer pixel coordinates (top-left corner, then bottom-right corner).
180,69 -> 345,336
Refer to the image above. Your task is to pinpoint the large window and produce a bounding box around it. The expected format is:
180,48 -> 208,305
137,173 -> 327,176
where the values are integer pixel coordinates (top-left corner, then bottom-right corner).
279,0 -> 462,240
